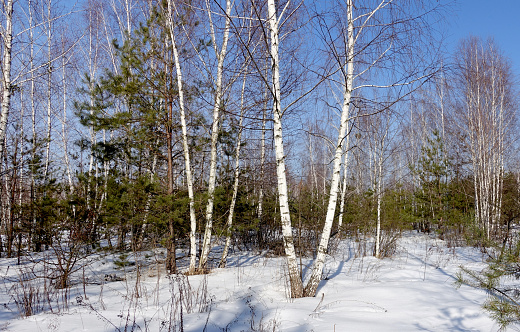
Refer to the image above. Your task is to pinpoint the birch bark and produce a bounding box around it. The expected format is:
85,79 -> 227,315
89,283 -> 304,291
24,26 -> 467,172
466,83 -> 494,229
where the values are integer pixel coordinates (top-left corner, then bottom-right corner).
166,0 -> 198,273
0,0 -> 14,165
337,117 -> 351,230
456,38 -> 513,241
219,68 -> 247,268
267,0 -> 304,298
303,0 -> 354,297
43,0 -> 53,181
60,41 -> 73,194
199,0 -> 233,270
257,60 -> 270,224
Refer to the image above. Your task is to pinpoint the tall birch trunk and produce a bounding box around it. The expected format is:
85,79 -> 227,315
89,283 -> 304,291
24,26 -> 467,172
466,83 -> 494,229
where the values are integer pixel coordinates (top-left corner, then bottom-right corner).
308,128 -> 317,196
375,145 -> 384,258
219,69 -> 247,268
257,103 -> 266,222
43,0 -> 53,181
303,0 -> 354,297
257,59 -> 270,224
166,0 -> 197,273
85,4 -> 101,241
29,0 -> 37,251
199,0 -> 232,270
61,46 -> 73,194
0,0 -> 14,166
267,0 -> 304,298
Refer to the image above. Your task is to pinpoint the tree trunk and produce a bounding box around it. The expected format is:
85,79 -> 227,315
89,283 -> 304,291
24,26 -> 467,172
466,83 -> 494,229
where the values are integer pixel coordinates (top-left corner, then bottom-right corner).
43,0 -> 53,181
267,0 -> 304,298
0,0 -> 14,166
337,122 -> 351,231
61,66 -> 73,193
199,0 -> 232,270
303,0 -> 354,297
219,66 -> 248,268
375,150 -> 383,258
166,0 -> 198,273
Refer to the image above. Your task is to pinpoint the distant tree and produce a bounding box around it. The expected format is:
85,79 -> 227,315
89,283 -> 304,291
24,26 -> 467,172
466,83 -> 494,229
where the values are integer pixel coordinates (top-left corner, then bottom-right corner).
412,130 -> 450,235
454,37 -> 516,241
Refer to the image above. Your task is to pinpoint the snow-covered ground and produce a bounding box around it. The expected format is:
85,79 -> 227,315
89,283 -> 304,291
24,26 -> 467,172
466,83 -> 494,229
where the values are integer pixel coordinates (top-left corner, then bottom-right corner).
0,233 -> 507,331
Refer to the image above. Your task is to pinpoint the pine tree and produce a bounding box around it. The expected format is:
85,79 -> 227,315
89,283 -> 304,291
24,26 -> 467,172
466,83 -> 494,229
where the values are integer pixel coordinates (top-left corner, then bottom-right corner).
75,7 -> 201,272
412,130 -> 450,235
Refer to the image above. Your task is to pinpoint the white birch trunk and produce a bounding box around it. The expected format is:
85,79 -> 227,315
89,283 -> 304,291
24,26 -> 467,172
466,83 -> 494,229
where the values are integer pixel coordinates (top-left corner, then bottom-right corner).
308,129 -> 317,197
257,57 -> 270,223
257,62 -> 269,223
166,0 -> 198,273
219,71 -> 247,268
258,104 -> 266,222
86,5 -> 100,235
29,0 -> 37,247
43,0 -> 53,181
61,49 -> 73,194
375,148 -> 383,258
0,0 -> 14,164
337,119 -> 351,230
199,0 -> 232,270
267,0 -> 304,298
303,0 -> 354,297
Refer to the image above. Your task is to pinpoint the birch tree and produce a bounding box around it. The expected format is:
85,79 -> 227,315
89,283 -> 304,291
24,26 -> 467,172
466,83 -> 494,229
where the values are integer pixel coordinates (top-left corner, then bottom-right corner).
199,0 -> 233,270
266,0 -> 304,297
302,0 -> 354,296
43,0 -> 54,181
302,0 -> 441,296
0,0 -> 14,167
219,65 -> 248,268
165,0 -> 198,273
454,37 -> 515,240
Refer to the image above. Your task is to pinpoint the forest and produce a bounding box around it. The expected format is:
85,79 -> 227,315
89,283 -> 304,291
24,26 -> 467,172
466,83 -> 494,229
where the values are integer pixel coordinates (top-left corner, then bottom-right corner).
0,0 -> 519,330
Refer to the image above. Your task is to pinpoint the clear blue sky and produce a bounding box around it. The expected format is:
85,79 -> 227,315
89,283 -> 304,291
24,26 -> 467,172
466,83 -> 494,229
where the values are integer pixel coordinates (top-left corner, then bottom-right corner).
447,0 -> 520,74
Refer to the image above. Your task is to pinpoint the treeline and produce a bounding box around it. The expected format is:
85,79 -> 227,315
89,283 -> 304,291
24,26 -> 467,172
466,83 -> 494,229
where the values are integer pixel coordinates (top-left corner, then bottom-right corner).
0,0 -> 518,301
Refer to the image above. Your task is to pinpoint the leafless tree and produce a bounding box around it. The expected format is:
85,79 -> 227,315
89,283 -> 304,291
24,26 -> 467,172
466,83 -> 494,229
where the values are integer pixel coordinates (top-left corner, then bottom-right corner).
454,37 -> 516,240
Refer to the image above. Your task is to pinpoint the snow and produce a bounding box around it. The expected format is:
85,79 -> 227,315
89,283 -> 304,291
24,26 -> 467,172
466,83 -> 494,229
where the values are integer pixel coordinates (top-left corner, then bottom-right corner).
0,233 -> 508,331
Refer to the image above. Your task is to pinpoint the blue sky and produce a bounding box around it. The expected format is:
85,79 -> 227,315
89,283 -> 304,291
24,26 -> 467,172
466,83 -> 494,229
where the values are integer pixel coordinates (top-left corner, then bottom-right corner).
447,0 -> 520,74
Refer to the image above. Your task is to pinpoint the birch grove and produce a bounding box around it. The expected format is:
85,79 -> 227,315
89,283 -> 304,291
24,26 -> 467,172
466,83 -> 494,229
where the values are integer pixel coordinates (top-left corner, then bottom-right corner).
455,37 -> 515,240
2,0 -> 519,306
